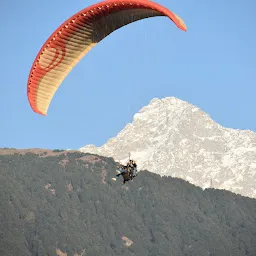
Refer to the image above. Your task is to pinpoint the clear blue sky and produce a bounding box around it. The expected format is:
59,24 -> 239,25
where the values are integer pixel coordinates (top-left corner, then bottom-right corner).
1,0 -> 256,150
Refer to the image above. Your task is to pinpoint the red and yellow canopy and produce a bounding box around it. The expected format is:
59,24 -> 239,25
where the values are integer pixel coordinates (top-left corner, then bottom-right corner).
27,0 -> 187,115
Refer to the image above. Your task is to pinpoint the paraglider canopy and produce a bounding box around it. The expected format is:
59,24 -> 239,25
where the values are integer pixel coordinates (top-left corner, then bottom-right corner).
27,0 -> 187,116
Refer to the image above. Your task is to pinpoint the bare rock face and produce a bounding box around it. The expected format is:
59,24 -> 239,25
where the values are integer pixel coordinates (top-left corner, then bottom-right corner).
80,97 -> 256,199
122,236 -> 133,247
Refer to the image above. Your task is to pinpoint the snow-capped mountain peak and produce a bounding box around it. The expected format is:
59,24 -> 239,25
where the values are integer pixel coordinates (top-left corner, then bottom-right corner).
79,97 -> 256,198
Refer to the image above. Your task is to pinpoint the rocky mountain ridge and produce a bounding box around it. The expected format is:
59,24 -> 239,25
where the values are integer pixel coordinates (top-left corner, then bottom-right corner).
80,97 -> 256,198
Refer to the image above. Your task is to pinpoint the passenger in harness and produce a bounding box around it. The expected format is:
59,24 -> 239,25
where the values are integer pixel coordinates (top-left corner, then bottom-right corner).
112,159 -> 138,184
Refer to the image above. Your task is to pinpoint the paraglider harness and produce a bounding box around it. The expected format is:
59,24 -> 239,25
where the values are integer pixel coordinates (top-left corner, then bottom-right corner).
115,160 -> 138,184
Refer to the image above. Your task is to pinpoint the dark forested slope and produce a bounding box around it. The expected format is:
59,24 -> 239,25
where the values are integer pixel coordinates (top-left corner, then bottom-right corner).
0,148 -> 255,256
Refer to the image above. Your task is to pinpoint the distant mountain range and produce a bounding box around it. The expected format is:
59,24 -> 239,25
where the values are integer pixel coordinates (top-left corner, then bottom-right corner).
80,97 -> 256,199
